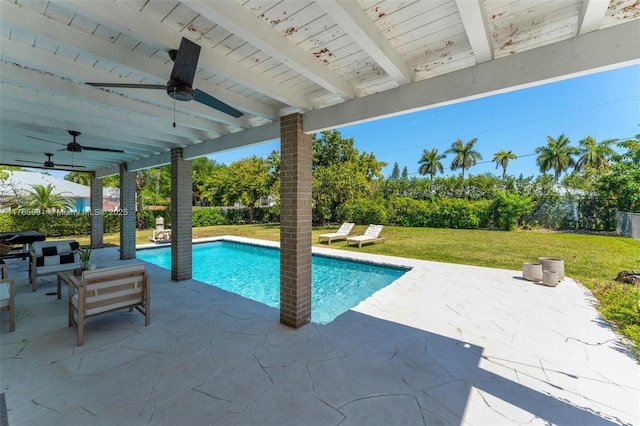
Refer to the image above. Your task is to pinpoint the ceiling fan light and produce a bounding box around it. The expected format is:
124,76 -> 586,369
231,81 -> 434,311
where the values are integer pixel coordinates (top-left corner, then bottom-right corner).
167,82 -> 193,101
66,142 -> 82,153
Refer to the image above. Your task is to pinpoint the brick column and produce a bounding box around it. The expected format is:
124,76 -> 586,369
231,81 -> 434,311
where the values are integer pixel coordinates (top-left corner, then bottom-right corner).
89,172 -> 104,249
119,164 -> 136,260
279,113 -> 312,328
171,148 -> 192,281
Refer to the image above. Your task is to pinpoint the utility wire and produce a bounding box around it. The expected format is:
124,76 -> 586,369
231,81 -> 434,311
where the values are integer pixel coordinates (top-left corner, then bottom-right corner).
353,95 -> 640,157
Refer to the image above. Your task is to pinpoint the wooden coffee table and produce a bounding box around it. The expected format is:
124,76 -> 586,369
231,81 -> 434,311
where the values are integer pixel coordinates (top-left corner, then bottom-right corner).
57,270 -> 81,300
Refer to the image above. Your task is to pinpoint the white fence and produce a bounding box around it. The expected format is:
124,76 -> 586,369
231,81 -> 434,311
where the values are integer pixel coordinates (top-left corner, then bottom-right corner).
616,211 -> 640,240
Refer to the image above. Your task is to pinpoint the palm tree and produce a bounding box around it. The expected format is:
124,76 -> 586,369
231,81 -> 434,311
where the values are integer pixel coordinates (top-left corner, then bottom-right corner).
64,171 -> 91,186
25,183 -> 75,211
535,134 -> 580,182
444,138 -> 482,180
492,150 -> 518,179
575,136 -> 617,171
418,148 -> 446,179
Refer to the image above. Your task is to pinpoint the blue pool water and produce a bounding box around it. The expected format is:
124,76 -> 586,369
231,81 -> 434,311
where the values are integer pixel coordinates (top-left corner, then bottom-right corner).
137,240 -> 408,324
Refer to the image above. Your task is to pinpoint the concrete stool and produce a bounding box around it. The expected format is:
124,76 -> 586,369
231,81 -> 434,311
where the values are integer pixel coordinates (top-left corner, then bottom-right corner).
523,262 -> 543,282
543,270 -> 559,287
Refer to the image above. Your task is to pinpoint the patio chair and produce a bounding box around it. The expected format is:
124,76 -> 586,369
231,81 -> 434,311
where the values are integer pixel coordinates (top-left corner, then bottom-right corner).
318,222 -> 355,245
346,224 -> 386,248
68,263 -> 150,346
0,262 -> 15,332
29,240 -> 82,292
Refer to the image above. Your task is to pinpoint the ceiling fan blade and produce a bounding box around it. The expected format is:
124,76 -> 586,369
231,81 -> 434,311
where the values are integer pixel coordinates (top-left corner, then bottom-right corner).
81,146 -> 125,153
55,163 -> 86,168
16,160 -> 83,168
193,89 -> 244,118
86,83 -> 167,89
27,136 -> 66,146
170,37 -> 200,87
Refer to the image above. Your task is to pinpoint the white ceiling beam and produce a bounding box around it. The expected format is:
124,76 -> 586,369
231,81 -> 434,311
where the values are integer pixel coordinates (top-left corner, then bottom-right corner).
184,121 -> 280,160
184,0 -> 356,100
120,152 -> 172,173
0,106 -> 173,157
578,0 -> 609,35
0,38 -> 233,136
316,0 -> 413,85
63,0 -> 314,111
96,121 -> 281,178
0,66 -> 208,141
0,3 -> 258,127
455,0 -> 493,64
304,20 -> 640,132
95,165 -> 122,178
0,125 -> 156,159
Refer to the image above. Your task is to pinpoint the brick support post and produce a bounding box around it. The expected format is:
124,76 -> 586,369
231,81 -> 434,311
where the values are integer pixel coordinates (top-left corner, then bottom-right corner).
171,148 -> 192,281
279,113 -> 312,327
119,164 -> 136,260
90,172 -> 104,249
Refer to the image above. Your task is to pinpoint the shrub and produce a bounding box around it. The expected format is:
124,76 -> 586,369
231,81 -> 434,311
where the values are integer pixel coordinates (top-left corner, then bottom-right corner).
491,191 -> 534,231
192,207 -> 225,227
388,197 -> 491,229
427,198 -> 486,229
388,197 -> 430,227
336,198 -> 388,225
253,205 -> 280,223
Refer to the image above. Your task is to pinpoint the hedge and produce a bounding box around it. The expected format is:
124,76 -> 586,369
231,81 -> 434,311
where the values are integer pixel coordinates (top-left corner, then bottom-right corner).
388,197 -> 492,229
0,210 -> 121,236
0,205 -> 281,236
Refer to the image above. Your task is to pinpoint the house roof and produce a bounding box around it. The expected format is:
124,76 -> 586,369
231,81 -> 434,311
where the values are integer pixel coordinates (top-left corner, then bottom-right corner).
0,1 -> 638,177
0,170 -> 90,198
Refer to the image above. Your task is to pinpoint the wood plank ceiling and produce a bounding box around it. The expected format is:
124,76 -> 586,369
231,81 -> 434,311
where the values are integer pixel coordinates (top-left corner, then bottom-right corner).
0,0 -> 638,176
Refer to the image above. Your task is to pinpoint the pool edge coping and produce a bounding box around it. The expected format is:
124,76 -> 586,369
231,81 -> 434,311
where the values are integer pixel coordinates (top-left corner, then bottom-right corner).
137,235 -> 415,271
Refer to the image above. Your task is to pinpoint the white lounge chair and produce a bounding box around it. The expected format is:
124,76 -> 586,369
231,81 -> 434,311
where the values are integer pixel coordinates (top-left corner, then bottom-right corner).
346,224 -> 385,248
318,222 -> 355,245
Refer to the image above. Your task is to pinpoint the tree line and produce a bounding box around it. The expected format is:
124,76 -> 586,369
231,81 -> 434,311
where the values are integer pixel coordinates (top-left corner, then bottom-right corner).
416,133 -> 618,182
2,128 -> 637,232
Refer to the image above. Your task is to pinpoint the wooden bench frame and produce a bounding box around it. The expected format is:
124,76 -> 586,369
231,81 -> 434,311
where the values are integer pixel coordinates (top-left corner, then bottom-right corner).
66,265 -> 150,346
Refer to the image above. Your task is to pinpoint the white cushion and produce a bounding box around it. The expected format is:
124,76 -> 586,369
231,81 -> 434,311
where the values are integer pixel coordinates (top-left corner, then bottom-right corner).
36,262 -> 82,275
32,240 -> 78,257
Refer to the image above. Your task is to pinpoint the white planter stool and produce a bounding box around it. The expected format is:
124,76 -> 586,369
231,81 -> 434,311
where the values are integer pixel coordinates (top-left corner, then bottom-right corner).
539,257 -> 564,281
523,262 -> 543,282
543,270 -> 559,287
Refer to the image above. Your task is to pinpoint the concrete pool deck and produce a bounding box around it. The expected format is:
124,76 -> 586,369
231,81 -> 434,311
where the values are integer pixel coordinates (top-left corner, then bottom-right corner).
1,237 -> 638,425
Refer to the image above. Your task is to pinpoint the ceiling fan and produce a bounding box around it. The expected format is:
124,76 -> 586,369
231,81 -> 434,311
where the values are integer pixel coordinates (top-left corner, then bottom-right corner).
27,130 -> 125,153
18,153 -> 85,169
86,37 -> 244,119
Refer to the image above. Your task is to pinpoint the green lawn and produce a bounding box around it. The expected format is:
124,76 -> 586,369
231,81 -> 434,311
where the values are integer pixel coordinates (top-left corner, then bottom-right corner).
72,224 -> 640,356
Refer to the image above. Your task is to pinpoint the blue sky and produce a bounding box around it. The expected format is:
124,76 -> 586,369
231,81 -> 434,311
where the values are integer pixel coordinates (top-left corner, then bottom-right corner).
212,64 -> 639,179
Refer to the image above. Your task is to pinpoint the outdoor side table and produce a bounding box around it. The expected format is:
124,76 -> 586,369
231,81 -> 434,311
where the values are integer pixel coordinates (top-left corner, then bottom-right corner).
57,270 -> 81,300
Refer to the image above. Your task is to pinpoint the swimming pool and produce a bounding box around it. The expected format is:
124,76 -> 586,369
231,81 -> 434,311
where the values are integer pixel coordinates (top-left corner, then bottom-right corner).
137,240 -> 409,324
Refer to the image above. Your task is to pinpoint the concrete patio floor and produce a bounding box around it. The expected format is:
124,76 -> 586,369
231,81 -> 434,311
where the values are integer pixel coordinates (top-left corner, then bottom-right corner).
1,237 -> 638,425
